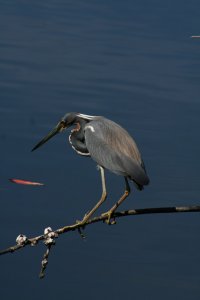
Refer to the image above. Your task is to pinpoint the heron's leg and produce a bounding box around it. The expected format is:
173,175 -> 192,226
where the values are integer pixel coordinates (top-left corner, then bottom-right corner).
102,177 -> 130,224
78,166 -> 107,225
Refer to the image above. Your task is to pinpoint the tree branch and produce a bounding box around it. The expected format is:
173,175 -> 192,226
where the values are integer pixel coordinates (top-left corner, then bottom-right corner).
1,204 -> 200,278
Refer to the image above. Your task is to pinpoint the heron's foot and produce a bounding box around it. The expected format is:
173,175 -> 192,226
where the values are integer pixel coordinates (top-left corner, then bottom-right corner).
76,212 -> 90,227
101,210 -> 116,225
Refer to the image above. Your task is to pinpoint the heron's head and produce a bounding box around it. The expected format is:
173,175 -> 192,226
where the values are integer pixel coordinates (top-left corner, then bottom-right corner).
31,112 -> 96,151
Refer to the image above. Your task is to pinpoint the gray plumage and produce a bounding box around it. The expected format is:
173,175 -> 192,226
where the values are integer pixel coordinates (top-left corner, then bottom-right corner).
84,117 -> 149,189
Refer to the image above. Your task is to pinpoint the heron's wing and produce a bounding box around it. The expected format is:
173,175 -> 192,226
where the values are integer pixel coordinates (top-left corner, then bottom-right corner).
84,118 -> 149,186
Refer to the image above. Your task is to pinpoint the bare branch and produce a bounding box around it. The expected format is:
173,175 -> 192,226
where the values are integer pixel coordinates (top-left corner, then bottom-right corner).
39,244 -> 53,279
1,205 -> 200,278
1,205 -> 200,256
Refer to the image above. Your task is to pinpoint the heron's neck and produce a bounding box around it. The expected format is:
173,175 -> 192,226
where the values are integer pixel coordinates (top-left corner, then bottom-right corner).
69,119 -> 90,156
73,118 -> 87,139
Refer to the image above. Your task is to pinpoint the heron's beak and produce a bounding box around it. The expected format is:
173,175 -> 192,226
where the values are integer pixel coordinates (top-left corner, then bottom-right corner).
31,122 -> 65,152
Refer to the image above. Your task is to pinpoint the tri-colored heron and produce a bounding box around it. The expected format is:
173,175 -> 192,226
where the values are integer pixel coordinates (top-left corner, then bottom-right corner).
32,113 -> 149,224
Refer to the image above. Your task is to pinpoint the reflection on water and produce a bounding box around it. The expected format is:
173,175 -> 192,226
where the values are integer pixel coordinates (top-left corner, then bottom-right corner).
1,1 -> 200,299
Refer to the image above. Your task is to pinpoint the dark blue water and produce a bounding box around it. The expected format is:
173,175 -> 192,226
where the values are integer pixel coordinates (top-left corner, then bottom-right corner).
1,1 -> 200,299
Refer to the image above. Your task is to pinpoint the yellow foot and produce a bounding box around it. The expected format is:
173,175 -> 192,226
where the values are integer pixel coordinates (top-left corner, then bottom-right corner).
76,212 -> 90,227
101,211 -> 116,225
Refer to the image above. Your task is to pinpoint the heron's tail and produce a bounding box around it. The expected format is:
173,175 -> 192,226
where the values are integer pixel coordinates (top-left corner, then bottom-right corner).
134,182 -> 144,191
132,176 -> 150,190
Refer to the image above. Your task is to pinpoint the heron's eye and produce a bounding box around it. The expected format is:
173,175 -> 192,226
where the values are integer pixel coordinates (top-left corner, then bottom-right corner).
58,121 -> 67,132
60,121 -> 66,127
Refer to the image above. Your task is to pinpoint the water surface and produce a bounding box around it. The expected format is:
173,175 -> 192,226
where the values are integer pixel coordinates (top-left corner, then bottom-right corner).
1,1 -> 200,299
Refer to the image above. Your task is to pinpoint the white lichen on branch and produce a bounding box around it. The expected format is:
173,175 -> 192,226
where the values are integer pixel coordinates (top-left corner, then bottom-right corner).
16,234 -> 28,245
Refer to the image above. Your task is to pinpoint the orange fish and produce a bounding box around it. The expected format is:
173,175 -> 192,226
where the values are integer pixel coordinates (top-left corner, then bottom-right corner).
9,178 -> 44,186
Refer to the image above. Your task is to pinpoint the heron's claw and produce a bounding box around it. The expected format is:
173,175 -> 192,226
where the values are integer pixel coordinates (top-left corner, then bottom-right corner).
75,219 -> 87,239
77,226 -> 86,239
101,211 -> 116,225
